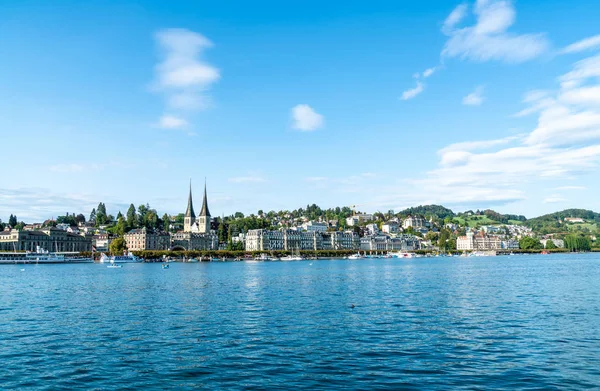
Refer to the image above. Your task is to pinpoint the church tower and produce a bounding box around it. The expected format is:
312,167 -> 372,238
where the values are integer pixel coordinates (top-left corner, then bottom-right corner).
184,181 -> 196,232
197,180 -> 211,234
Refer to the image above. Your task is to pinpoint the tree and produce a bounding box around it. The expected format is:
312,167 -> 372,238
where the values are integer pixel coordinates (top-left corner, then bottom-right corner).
8,214 -> 17,227
438,229 -> 451,252
75,214 -> 86,224
96,202 -> 108,225
519,236 -> 543,250
564,234 -> 591,252
162,213 -> 170,232
89,208 -> 96,224
545,240 -> 557,249
115,216 -> 127,236
126,204 -> 137,228
0,219 -> 4,231
109,237 -> 127,255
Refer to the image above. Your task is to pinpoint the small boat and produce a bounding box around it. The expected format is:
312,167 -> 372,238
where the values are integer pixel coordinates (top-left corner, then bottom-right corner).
187,258 -> 199,263
347,253 -> 363,260
162,264 -> 170,269
107,263 -> 122,268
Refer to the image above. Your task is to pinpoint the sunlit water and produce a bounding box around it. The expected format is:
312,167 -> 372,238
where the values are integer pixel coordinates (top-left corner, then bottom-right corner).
1,254 -> 599,390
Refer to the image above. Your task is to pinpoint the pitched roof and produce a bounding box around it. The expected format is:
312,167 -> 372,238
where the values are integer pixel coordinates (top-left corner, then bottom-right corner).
185,181 -> 195,218
199,182 -> 210,217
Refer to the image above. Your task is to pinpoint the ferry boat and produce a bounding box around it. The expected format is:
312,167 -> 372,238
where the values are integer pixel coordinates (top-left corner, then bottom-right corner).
0,247 -> 92,264
99,252 -> 141,264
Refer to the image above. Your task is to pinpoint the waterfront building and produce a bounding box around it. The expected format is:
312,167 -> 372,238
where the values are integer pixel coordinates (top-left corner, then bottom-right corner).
501,239 -> 520,250
360,234 -> 420,251
245,229 -> 284,251
457,232 -> 502,251
245,229 -> 360,251
0,227 -> 92,252
124,228 -> 170,251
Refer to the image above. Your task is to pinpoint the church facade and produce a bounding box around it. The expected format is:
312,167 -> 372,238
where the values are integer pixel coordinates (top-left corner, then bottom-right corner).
171,182 -> 217,251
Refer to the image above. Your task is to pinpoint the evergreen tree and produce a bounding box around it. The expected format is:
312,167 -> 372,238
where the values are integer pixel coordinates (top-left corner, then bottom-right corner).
162,213 -> 170,232
8,214 -> 17,227
126,204 -> 137,228
89,208 -> 96,224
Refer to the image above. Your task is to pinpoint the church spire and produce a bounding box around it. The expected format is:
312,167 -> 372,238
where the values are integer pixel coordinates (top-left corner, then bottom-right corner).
199,178 -> 210,217
185,179 -> 195,218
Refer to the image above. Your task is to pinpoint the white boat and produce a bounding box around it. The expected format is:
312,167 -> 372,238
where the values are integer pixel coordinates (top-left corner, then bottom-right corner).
280,248 -> 302,261
100,252 -> 141,264
254,253 -> 278,261
107,263 -> 122,268
187,257 -> 199,263
0,246 -> 92,264
347,253 -> 363,260
392,252 -> 414,259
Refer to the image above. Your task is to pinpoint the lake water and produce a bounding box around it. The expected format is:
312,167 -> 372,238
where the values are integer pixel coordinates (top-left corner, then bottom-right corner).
1,254 -> 599,390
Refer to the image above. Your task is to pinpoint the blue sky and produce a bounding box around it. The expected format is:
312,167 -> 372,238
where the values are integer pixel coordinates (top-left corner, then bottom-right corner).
1,0 -> 600,222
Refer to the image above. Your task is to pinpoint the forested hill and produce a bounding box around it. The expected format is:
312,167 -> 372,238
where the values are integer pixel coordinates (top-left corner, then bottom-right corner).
525,209 -> 600,228
398,205 -> 455,219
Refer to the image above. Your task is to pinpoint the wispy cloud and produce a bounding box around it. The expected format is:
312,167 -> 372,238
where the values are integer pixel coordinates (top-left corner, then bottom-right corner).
554,186 -> 586,191
561,34 -> 600,54
291,104 -> 324,131
156,114 -> 188,129
544,195 -> 566,203
462,85 -> 485,106
152,29 -> 220,129
228,174 -> 267,183
401,81 -> 424,100
442,0 -> 549,63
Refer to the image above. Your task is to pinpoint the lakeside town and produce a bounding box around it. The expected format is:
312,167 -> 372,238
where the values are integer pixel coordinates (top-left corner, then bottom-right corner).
0,182 -> 598,261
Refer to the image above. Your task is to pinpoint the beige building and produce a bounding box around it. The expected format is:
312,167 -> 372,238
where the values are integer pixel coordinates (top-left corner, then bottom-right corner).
124,227 -> 170,251
0,227 -> 92,252
457,231 -> 502,251
245,229 -> 360,251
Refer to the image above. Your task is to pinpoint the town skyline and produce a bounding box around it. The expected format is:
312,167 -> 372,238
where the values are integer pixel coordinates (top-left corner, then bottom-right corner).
2,0 -> 600,221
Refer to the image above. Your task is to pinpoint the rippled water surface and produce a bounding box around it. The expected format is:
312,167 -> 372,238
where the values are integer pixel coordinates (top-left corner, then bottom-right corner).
1,254 -> 600,390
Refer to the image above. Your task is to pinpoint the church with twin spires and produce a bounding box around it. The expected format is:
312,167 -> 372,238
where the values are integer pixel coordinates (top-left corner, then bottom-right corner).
184,181 -> 211,234
170,180 -> 218,251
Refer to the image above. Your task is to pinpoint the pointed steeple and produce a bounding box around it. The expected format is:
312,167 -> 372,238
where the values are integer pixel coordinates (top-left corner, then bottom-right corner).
185,179 -> 195,218
199,179 -> 210,217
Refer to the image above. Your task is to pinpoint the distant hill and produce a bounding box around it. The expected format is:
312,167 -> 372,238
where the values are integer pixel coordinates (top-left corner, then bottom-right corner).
398,205 -> 455,220
525,209 -> 600,232
482,209 -> 527,224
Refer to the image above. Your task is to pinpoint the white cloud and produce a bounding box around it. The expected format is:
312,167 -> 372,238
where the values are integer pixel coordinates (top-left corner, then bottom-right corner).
157,115 -> 188,129
442,0 -> 549,63
401,81 -> 424,100
291,104 -> 324,131
543,195 -> 566,203
561,34 -> 600,54
422,67 -> 437,78
228,174 -> 266,183
462,85 -> 485,105
443,3 -> 469,35
555,186 -> 586,191
152,29 -> 219,128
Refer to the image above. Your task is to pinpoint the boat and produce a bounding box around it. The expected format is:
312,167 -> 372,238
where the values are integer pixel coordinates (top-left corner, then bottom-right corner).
107,263 -> 122,268
187,257 -> 199,263
392,252 -> 413,259
100,252 -> 141,264
254,253 -> 278,261
0,246 -> 92,264
347,252 -> 363,260
280,248 -> 302,261
162,264 -> 170,269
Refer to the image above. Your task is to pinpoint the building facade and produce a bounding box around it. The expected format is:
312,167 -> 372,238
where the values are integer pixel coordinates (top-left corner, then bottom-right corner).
0,228 -> 92,252
124,228 -> 170,251
245,229 -> 360,251
173,182 -> 218,251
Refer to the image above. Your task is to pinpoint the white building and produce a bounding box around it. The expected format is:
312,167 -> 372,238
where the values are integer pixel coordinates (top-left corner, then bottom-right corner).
382,222 -> 400,234
457,232 -> 502,251
365,223 -> 379,235
301,221 -> 328,232
346,214 -> 374,227
402,216 -> 426,229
